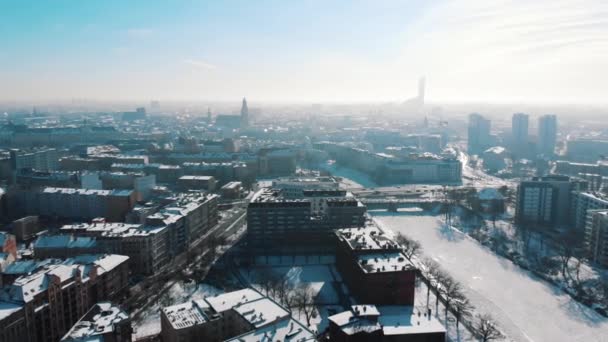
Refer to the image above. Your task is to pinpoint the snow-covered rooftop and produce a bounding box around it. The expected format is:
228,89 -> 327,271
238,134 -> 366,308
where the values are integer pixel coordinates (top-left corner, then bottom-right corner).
225,318 -> 315,342
336,225 -> 400,252
205,288 -> 263,313
358,252 -> 414,274
162,300 -> 209,330
233,297 -> 290,328
61,302 -> 129,341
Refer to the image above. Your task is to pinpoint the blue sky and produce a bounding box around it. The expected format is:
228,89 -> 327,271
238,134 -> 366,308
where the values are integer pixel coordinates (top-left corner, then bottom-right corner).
1,0 -> 607,104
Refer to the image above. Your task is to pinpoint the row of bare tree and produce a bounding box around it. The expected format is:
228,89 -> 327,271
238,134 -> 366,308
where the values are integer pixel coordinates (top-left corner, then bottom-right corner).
396,232 -> 504,342
255,266 -> 318,327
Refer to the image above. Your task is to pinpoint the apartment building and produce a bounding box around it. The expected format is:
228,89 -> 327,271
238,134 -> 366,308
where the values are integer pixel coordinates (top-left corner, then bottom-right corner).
0,254 -> 130,342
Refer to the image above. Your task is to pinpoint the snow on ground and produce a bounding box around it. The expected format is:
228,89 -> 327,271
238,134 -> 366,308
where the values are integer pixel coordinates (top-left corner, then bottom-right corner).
373,211 -> 608,342
132,282 -> 223,339
239,260 -> 347,334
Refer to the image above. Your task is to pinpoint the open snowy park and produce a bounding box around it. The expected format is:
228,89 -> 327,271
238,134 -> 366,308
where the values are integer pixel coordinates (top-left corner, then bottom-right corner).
373,211 -> 608,342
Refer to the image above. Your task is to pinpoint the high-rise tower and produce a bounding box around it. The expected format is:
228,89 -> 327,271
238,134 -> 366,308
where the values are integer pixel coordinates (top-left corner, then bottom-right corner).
418,77 -> 426,106
240,97 -> 249,128
538,114 -> 557,156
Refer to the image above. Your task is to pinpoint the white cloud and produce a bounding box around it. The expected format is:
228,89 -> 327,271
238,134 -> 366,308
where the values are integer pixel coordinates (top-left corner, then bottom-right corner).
182,59 -> 217,70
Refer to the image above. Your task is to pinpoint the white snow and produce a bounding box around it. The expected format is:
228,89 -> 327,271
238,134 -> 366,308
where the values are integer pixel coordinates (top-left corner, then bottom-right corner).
373,212 -> 608,342
132,282 -> 222,339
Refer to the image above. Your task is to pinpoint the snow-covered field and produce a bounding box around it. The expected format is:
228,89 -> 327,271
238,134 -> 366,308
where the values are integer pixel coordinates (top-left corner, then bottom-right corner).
373,211 -> 608,342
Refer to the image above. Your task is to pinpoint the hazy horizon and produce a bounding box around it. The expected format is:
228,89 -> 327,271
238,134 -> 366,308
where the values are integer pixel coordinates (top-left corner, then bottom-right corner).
1,0 -> 607,105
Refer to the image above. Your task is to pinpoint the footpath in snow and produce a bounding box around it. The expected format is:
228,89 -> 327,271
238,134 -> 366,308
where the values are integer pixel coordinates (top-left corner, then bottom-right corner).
373,212 -> 608,342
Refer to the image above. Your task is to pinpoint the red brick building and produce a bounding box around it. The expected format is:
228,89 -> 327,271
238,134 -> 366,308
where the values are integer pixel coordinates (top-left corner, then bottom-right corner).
335,225 -> 416,305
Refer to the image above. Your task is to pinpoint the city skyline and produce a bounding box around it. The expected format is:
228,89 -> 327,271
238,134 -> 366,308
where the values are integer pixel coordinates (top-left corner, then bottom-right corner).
1,0 -> 608,104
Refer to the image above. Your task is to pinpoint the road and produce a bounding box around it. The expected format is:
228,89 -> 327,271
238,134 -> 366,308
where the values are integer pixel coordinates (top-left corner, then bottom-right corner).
127,206 -> 247,317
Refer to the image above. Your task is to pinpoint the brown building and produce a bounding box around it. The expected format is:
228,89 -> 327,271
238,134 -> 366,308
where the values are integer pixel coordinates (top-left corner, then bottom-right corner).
335,225 -> 417,306
0,254 -> 130,342
0,232 -> 17,259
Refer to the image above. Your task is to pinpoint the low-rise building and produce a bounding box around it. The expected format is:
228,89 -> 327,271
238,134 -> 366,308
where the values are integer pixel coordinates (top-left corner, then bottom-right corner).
61,302 -> 132,342
328,305 -> 446,342
220,181 -> 242,200
178,175 -> 217,191
33,235 -> 98,259
160,288 -> 314,342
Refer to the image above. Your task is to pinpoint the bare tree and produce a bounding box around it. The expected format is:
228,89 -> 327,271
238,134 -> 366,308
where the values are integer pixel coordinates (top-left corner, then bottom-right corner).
256,266 -> 277,296
293,283 -> 317,327
475,314 -> 504,342
275,275 -> 296,308
453,297 -> 473,329
394,233 -> 422,259
436,270 -> 466,319
555,230 -> 583,281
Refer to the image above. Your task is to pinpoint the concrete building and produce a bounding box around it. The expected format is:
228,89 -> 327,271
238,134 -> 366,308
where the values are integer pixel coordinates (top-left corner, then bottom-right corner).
160,288 -> 314,342
566,139 -> 608,163
538,115 -> 557,156
177,175 -> 217,191
60,222 -> 169,275
61,302 -> 132,342
570,192 -> 608,230
12,216 -> 41,242
9,148 -> 59,173
220,181 -> 242,200
33,235 -> 98,259
516,175 -> 586,226
328,305 -> 446,342
585,210 -> 608,267
0,254 -> 130,342
482,146 -> 509,172
247,189 -> 366,250
35,187 -> 137,222
258,149 -> 297,176
511,113 -> 529,152
272,176 -> 340,198
467,113 -> 492,155
316,142 -> 461,185
335,225 -> 417,306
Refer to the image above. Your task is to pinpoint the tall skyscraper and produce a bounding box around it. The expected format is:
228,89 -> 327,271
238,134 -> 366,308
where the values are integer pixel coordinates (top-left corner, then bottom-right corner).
240,97 -> 249,128
467,113 -> 491,154
418,77 -> 426,106
538,114 -> 557,156
512,113 -> 529,143
512,113 -> 529,155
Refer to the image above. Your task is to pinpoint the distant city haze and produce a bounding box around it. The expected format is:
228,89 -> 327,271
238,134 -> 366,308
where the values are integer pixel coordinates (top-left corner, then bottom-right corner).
1,0 -> 607,104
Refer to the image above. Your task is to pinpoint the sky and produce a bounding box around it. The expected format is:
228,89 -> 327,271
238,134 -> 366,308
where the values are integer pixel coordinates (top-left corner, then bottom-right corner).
0,0 -> 607,104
